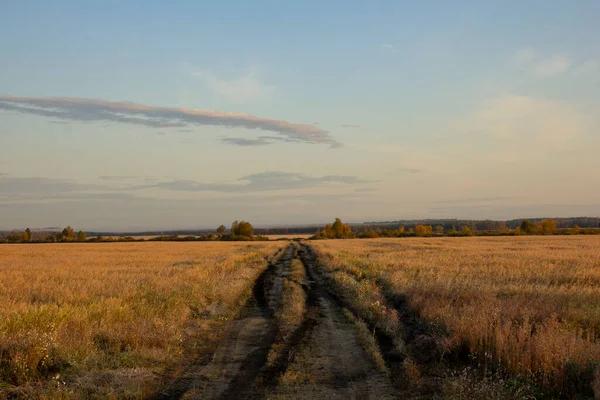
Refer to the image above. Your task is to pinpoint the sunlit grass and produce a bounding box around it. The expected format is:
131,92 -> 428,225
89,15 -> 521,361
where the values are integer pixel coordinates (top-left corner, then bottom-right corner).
310,236 -> 600,396
0,241 -> 285,398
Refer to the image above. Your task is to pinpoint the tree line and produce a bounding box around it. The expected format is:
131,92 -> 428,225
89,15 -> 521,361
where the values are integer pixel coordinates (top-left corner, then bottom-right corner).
1,226 -> 87,243
311,218 -> 600,239
0,221 -> 268,244
3,218 -> 599,244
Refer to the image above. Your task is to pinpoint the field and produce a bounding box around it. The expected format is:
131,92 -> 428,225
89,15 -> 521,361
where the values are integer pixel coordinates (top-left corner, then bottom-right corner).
1,237 -> 599,399
0,241 -> 286,398
310,236 -> 600,398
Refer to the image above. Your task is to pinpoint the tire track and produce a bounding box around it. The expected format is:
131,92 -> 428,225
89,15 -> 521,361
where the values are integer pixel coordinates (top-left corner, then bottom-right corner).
266,245 -> 396,400
152,245 -> 294,400
153,243 -> 397,400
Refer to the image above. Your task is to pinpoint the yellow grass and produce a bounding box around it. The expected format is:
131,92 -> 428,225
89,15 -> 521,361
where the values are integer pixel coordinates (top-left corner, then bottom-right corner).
310,236 -> 600,395
0,241 -> 285,398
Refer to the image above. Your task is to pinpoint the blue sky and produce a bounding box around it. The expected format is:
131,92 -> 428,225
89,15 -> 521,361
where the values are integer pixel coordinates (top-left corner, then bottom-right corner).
1,1 -> 599,230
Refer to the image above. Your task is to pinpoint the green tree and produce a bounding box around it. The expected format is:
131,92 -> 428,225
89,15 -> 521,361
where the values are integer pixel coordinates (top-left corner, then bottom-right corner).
22,228 -> 32,242
216,224 -> 226,235
520,220 -> 534,234
61,226 -> 76,241
77,230 -> 87,241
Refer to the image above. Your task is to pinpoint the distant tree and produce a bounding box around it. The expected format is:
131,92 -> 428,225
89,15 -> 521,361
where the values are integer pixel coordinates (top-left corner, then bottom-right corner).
434,225 -> 444,235
573,224 -> 580,234
216,225 -> 226,235
415,225 -> 433,237
540,219 -> 557,235
22,228 -> 32,242
6,233 -> 23,243
232,221 -> 254,237
60,226 -> 76,241
461,225 -> 473,236
360,230 -> 379,238
314,218 -> 354,239
332,218 -> 345,237
77,230 -> 87,241
520,220 -> 534,234
97,234 -> 103,241
497,221 -> 507,232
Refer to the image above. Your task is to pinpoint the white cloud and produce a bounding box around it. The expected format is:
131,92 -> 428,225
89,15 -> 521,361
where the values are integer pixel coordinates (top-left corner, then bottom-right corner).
513,49 -> 571,78
460,94 -> 585,148
191,69 -> 275,103
530,54 -> 570,78
0,95 -> 341,147
513,48 -> 536,65
380,43 -> 397,53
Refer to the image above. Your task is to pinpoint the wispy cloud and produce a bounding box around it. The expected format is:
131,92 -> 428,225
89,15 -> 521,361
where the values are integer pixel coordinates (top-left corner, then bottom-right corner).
98,176 -> 140,181
397,168 -> 423,174
221,137 -> 272,146
0,176 -> 126,204
0,176 -> 107,195
0,95 -> 341,147
457,94 -> 585,149
147,171 -> 370,193
221,135 -> 306,147
513,48 -> 536,65
339,124 -> 361,129
513,49 -> 570,78
530,55 -> 570,78
190,68 -> 275,103
380,43 -> 397,53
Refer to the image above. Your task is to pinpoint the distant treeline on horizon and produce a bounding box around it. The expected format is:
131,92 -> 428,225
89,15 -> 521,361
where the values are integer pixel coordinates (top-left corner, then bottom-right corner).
2,217 -> 599,240
84,216 -> 600,236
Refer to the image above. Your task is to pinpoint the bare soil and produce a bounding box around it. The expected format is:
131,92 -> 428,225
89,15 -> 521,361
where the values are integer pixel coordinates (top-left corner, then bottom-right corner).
152,244 -> 401,400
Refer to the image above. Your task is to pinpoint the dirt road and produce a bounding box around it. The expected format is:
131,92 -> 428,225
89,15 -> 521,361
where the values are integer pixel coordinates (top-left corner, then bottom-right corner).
153,244 -> 396,400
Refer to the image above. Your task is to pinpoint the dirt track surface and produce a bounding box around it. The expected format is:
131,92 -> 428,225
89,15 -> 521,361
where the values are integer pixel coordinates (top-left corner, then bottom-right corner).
153,244 -> 396,400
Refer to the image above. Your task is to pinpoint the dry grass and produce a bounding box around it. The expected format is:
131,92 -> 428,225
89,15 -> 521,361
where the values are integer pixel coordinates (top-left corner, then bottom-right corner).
342,309 -> 388,375
0,241 -> 285,398
310,236 -> 600,397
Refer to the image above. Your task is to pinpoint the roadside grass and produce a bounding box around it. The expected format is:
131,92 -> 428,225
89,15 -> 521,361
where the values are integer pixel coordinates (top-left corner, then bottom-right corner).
0,241 -> 285,398
342,309 -> 388,375
309,236 -> 600,398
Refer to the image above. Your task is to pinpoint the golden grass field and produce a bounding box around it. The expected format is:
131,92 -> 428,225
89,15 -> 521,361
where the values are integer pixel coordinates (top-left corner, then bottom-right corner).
2,236 -> 599,398
310,236 -> 600,397
0,241 -> 286,398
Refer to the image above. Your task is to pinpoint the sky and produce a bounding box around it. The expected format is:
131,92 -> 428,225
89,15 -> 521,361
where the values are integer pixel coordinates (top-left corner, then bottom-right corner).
1,0 -> 599,230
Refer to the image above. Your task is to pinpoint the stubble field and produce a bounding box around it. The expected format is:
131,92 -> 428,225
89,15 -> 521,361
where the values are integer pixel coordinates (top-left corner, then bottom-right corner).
1,236 -> 599,399
310,236 -> 600,397
0,241 -> 286,398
